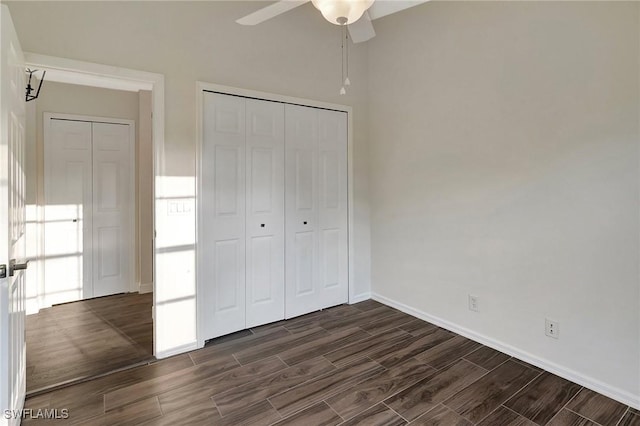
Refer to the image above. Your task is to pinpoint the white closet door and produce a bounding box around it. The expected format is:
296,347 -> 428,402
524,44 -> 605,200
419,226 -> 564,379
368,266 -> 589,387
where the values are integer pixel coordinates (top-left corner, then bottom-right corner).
45,119 -> 93,304
317,109 -> 348,308
202,93 -> 247,339
245,99 -> 285,327
285,104 -> 320,318
91,122 -> 132,298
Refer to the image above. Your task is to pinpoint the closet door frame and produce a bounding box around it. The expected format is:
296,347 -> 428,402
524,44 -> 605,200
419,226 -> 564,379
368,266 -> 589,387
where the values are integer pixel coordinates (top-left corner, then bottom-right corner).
43,112 -> 137,302
195,82 -> 355,348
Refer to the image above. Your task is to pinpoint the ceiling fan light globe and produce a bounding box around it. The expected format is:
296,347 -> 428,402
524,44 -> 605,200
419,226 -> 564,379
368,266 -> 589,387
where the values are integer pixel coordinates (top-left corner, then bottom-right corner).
311,0 -> 374,25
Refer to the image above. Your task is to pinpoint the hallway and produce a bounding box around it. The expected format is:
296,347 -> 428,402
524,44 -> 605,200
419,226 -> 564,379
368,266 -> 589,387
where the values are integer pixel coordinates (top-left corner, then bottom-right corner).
26,292 -> 153,393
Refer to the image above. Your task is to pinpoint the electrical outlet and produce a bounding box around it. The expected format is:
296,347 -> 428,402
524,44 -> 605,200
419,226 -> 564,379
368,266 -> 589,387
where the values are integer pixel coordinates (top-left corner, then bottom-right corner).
545,318 -> 559,339
468,295 -> 479,312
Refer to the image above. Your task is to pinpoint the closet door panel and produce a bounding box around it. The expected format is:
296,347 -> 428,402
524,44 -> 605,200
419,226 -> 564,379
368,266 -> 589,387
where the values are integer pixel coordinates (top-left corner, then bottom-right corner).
45,119 -> 92,304
285,104 -> 320,318
92,122 -> 132,298
202,92 -> 246,339
318,110 -> 348,308
245,99 -> 285,328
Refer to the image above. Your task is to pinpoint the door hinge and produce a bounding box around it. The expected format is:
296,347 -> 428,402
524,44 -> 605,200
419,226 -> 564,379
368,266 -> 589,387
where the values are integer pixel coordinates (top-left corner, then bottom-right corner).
0,264 -> 6,279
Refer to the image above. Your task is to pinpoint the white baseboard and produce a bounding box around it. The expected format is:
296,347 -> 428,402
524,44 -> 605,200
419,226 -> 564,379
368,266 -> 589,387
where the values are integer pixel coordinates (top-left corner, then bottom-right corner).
139,282 -> 153,294
155,341 -> 198,359
349,292 -> 371,304
372,292 -> 640,410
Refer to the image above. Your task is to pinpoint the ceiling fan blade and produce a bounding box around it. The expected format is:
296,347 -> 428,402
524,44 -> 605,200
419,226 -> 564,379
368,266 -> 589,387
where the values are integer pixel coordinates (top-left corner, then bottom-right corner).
367,0 -> 430,21
348,11 -> 376,43
236,0 -> 310,26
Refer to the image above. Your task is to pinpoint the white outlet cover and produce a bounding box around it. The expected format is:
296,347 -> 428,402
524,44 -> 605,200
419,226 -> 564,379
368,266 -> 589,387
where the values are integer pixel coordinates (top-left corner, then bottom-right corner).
545,318 -> 559,339
468,295 -> 479,312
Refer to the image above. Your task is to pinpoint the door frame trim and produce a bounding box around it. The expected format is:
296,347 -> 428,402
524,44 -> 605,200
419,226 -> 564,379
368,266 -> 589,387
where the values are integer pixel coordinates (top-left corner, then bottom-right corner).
195,81 -> 355,348
24,53 -> 164,357
43,112 -> 137,300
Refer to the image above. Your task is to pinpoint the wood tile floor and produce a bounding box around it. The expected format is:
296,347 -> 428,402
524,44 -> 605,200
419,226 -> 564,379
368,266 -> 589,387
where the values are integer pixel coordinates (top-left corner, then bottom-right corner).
23,300 -> 639,425
26,293 -> 154,394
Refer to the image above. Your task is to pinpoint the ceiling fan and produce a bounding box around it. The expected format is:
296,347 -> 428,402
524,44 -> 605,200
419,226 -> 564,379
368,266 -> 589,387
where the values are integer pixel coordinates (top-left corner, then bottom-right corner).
236,0 -> 430,43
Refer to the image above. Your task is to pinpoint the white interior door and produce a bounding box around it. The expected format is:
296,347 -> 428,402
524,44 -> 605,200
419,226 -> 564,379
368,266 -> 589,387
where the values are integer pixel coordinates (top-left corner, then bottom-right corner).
44,118 -> 133,303
245,99 -> 285,328
0,4 -> 27,423
317,109 -> 348,308
202,92 -> 246,339
44,119 -> 92,305
91,122 -> 133,298
284,104 -> 320,318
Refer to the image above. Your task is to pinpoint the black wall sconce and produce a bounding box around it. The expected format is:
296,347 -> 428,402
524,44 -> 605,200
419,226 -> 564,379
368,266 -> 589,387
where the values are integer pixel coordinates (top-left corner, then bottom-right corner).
25,68 -> 45,102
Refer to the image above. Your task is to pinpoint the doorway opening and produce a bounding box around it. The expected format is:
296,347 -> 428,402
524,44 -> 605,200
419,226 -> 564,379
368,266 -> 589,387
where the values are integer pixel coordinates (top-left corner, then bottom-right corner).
22,55 -> 163,394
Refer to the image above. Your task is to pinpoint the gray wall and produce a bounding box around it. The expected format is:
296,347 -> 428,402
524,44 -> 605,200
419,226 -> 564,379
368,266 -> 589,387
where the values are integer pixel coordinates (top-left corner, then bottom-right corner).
367,1 -> 639,402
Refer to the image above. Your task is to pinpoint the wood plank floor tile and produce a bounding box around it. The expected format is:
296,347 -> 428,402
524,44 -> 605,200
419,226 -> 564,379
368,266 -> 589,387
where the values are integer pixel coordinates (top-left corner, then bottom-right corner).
352,299 -> 385,312
48,354 -> 194,407
372,329 -> 455,369
104,354 -> 272,410
278,327 -> 370,366
140,399 -> 220,426
504,372 -> 582,425
442,359 -> 540,423
399,320 -> 443,337
157,381 -> 219,415
476,406 -> 537,426
93,396 -> 163,426
266,305 -> 363,335
26,355 -> 195,425
204,329 -> 253,344
272,402 -> 342,426
189,327 -> 291,365
341,403 -> 407,426
320,306 -> 399,333
566,388 -> 628,426
154,355 -> 289,408
463,345 -> 510,371
618,411 -> 640,426
268,357 -> 385,417
22,299 -> 634,426
234,327 -> 329,365
360,311 -> 416,335
547,409 -> 598,426
385,359 -> 487,421
510,358 -> 543,373
213,356 -> 336,416
415,336 -> 482,370
326,358 -> 436,420
323,328 -> 412,368
214,400 -> 282,425
410,404 -> 473,426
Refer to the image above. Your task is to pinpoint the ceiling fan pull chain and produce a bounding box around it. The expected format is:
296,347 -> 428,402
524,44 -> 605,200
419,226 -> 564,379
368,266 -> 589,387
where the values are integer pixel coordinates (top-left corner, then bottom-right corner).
345,29 -> 351,87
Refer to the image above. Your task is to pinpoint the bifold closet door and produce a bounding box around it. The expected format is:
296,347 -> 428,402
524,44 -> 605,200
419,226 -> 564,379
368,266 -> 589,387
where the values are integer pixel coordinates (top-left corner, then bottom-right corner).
245,99 -> 285,328
45,119 -> 93,304
202,93 -> 286,339
45,119 -> 132,303
201,93 -> 247,339
317,109 -> 348,309
91,122 -> 133,298
284,105 -> 348,318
